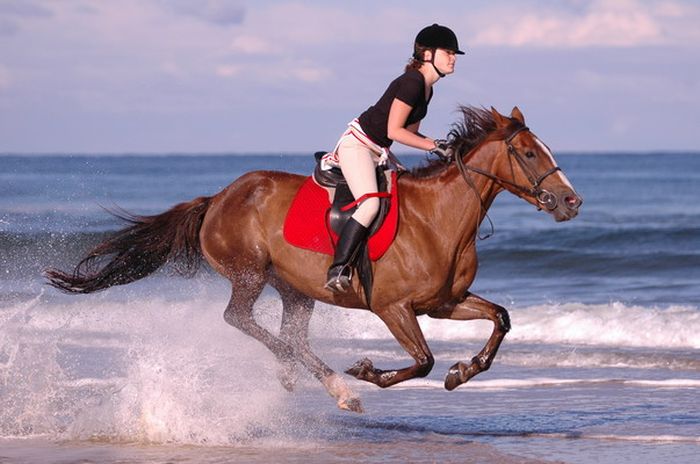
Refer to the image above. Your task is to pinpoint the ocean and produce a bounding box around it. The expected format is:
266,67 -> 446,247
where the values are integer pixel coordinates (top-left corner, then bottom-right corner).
0,153 -> 698,463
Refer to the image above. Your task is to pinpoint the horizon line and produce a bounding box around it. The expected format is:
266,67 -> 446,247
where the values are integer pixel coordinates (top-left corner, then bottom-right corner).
2,150 -> 700,157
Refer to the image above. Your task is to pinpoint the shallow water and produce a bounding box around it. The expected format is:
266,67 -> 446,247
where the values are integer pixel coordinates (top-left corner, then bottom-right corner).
1,282 -> 698,463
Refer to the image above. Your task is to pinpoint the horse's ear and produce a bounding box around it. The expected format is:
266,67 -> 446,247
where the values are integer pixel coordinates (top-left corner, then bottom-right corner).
490,106 -> 509,128
510,106 -> 525,124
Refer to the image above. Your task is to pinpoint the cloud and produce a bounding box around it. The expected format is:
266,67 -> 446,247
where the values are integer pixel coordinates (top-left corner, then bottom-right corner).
468,0 -> 698,47
572,66 -> 697,105
215,64 -> 240,78
290,65 -> 332,83
0,0 -> 52,37
2,0 -> 698,153
226,2 -> 417,53
229,35 -> 275,55
0,0 -> 53,18
215,60 -> 331,84
159,0 -> 245,27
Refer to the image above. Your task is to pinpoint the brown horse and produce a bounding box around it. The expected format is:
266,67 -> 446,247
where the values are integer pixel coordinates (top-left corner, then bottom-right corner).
45,106 -> 582,413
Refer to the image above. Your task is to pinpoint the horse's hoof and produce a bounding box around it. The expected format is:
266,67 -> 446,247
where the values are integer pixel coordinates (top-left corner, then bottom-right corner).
345,358 -> 374,380
444,361 -> 467,391
338,397 -> 364,414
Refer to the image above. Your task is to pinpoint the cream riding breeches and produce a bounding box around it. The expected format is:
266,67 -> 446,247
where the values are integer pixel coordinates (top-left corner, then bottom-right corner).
336,135 -> 380,228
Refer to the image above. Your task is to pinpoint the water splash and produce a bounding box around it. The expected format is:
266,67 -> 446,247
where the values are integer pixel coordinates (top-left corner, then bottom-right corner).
0,286 -> 302,444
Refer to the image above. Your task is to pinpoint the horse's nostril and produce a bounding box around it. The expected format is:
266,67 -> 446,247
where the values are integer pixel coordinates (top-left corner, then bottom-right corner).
565,195 -> 581,208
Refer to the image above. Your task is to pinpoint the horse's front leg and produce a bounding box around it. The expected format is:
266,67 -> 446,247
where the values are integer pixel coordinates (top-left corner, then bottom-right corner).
427,292 -> 511,391
346,303 -> 434,388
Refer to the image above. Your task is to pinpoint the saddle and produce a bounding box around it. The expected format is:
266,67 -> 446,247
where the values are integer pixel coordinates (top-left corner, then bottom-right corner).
283,152 -> 400,308
312,152 -> 392,237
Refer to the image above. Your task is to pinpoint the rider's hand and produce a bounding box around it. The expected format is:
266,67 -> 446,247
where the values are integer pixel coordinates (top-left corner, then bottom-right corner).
430,139 -> 454,161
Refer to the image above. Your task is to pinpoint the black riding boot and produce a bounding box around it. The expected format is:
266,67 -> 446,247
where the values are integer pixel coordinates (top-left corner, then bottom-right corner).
325,218 -> 369,293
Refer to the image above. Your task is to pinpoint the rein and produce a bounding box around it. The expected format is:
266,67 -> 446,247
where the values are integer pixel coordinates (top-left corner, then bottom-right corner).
453,126 -> 562,239
454,145 -> 495,239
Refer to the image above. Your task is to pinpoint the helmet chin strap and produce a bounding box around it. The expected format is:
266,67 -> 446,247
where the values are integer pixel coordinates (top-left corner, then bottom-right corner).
431,62 -> 445,78
429,49 -> 445,78
415,49 -> 446,78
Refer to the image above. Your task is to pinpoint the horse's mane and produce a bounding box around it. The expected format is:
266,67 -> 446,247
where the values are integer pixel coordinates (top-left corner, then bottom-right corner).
411,105 -> 521,178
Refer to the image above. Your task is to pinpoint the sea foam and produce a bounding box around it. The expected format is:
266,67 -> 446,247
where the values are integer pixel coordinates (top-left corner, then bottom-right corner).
320,300 -> 700,349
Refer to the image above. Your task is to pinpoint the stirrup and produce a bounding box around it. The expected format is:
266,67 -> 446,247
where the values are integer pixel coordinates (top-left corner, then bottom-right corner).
325,265 -> 353,293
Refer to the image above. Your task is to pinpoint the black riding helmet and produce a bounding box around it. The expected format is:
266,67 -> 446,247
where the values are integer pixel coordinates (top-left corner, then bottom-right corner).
414,23 -> 465,57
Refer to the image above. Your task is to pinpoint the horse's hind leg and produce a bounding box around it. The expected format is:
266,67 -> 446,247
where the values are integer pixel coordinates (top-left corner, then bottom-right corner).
426,292 -> 511,391
223,273 -> 297,371
274,279 -> 362,413
226,270 -> 361,412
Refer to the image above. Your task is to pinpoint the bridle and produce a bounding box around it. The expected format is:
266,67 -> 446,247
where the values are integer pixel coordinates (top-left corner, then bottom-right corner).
453,126 -> 562,238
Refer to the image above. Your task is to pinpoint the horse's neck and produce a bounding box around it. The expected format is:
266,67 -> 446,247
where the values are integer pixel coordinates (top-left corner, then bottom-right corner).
470,145 -> 505,216
416,143 -> 502,250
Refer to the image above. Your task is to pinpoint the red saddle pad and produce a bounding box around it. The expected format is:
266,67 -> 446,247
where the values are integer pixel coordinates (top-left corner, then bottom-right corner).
283,171 -> 399,261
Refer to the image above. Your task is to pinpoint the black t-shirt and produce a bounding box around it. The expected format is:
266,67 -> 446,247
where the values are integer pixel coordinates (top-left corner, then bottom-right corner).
358,68 -> 432,147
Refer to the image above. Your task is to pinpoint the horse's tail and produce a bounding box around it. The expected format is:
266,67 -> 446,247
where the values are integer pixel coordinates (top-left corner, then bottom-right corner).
44,196 -> 213,294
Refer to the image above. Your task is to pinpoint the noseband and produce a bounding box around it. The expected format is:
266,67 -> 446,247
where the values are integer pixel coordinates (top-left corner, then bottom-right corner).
455,126 -> 562,211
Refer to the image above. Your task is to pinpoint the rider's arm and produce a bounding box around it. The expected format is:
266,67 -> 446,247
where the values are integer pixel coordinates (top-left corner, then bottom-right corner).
406,121 -> 425,138
387,98 -> 436,151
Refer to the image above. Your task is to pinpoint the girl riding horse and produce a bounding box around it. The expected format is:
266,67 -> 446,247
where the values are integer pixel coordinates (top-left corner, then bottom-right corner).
324,24 -> 463,292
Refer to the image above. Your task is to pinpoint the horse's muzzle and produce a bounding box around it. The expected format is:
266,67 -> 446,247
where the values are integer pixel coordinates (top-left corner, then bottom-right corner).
551,191 -> 582,222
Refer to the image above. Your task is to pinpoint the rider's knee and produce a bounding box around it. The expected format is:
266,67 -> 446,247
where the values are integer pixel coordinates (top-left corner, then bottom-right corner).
354,197 -> 380,227
361,197 -> 380,216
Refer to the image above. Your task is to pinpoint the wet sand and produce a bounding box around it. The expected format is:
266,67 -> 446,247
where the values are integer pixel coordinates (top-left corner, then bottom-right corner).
0,437 -> 560,464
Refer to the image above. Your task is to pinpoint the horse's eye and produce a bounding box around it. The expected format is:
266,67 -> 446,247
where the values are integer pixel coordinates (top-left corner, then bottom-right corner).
526,151 -> 535,159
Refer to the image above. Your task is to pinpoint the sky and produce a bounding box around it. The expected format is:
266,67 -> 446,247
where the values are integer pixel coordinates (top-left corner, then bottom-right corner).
0,0 -> 699,154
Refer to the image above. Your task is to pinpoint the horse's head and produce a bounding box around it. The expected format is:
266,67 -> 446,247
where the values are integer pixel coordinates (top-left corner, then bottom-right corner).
488,107 -> 582,222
